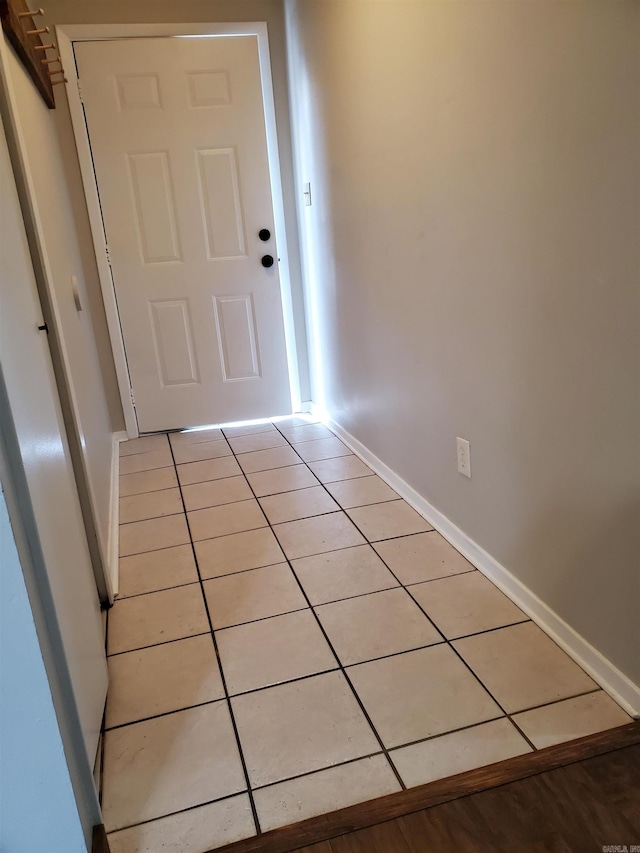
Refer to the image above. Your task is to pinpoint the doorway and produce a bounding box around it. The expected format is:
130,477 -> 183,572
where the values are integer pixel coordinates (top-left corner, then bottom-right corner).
59,24 -> 302,436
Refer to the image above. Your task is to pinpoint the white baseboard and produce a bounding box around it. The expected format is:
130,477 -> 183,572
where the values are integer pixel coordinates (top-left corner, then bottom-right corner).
107,431 -> 126,601
322,412 -> 640,718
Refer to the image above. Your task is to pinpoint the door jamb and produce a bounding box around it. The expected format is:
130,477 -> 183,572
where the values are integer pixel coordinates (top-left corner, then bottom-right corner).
57,22 -> 302,438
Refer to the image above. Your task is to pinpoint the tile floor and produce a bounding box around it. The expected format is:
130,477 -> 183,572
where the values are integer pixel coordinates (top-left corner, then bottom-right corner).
105,416 -> 632,853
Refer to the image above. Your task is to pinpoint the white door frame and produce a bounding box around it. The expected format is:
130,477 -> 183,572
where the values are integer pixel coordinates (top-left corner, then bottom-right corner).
58,22 -> 302,438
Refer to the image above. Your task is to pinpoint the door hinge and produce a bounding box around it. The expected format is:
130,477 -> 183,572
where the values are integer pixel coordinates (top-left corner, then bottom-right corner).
76,78 -> 84,103
105,244 -> 112,267
130,388 -> 136,408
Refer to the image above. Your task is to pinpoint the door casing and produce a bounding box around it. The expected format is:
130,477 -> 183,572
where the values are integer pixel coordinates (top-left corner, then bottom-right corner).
58,22 -> 303,438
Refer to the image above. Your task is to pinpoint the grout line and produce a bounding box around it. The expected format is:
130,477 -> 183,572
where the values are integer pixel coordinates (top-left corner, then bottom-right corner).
107,789 -> 252,837
107,631 -> 211,658
275,425 -> 549,757
402,567 -> 478,586
439,617 -> 532,643
117,578 -> 203,601
502,686 -> 605,719
104,698 -> 224,731
272,424 -> 542,759
203,604 -> 309,632
119,510 -> 185,527
167,436 -> 263,837
118,462 -> 175,475
107,420 -> 617,840
385,714 -> 509,757
249,425 -> 409,793
249,750 -> 387,793
99,604 -> 110,806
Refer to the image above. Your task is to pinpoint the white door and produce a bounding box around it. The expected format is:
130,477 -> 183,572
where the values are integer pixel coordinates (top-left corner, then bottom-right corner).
74,36 -> 292,433
0,114 -> 107,765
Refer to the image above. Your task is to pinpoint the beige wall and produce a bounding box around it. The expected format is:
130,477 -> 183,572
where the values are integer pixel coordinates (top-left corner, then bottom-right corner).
43,0 -> 310,403
286,1 -> 640,685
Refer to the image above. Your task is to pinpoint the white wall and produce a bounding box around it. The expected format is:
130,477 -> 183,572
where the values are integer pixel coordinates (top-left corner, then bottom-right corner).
0,488 -> 87,853
1,38 -> 119,592
44,0 -> 310,405
286,1 -> 640,687
0,96 -> 108,770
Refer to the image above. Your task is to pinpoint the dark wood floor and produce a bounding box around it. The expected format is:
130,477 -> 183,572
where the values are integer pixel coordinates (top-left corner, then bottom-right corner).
217,724 -> 640,853
297,744 -> 640,852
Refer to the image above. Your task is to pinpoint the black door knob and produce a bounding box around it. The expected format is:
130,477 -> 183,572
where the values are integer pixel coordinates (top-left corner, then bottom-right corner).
258,228 -> 271,242
261,254 -> 274,268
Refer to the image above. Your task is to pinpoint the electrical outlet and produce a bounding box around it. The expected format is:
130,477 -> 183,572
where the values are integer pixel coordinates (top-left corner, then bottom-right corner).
457,437 -> 471,478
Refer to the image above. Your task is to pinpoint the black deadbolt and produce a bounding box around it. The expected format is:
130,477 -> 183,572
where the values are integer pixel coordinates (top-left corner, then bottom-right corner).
261,254 -> 275,268
258,228 -> 271,242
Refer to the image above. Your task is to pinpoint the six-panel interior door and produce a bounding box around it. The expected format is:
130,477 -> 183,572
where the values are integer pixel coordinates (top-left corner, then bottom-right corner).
74,36 -> 292,432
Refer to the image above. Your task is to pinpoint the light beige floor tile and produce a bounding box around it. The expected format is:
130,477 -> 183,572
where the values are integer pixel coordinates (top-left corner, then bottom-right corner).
119,448 -> 173,475
119,514 -> 189,557
222,422 -> 278,438
173,439 -> 232,465
203,564 -> 307,629
237,445 -> 301,474
348,645 -> 501,748
231,671 -> 379,787
292,545 -> 400,605
292,437 -> 351,462
119,434 -> 168,457
102,702 -> 245,832
182,475 -> 253,512
216,610 -> 337,695
316,588 -> 442,666
307,455 -> 372,483
274,512 -> 365,560
409,572 -> 527,639
177,456 -> 241,486
453,622 -> 598,714
260,486 -> 339,525
228,431 -> 287,454
325,475 -> 400,509
119,466 -> 178,497
107,585 -> 209,654
347,501 -> 432,542
280,423 -> 334,443
512,691 -> 632,749
188,500 -> 267,542
246,464 -> 320,497
195,527 -> 285,579
169,427 -> 224,446
105,635 -> 224,728
108,794 -> 255,853
254,755 -> 400,832
373,531 -> 474,585
390,718 -> 531,788
118,544 -> 198,598
119,488 -> 183,524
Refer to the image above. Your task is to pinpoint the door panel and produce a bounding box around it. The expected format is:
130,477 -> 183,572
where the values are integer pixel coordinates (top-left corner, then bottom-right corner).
74,36 -> 292,432
197,147 -> 246,260
149,299 -> 199,387
213,294 -> 261,381
127,151 -> 182,264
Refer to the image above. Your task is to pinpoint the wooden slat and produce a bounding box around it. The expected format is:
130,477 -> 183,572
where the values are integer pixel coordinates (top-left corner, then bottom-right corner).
214,722 -> 640,853
0,0 -> 55,108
